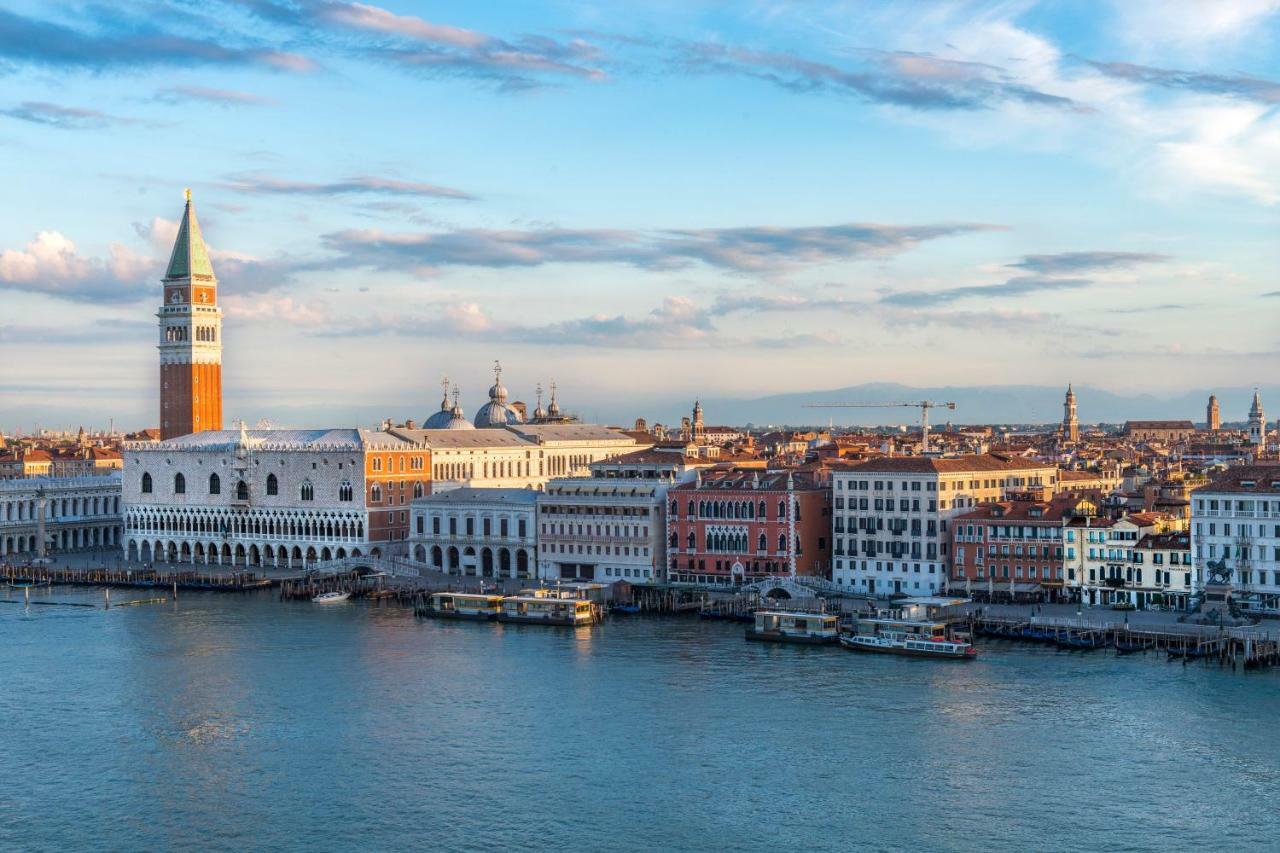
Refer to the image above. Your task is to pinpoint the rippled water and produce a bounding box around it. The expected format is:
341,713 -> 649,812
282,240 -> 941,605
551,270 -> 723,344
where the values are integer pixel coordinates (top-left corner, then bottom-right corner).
2,588 -> 1278,852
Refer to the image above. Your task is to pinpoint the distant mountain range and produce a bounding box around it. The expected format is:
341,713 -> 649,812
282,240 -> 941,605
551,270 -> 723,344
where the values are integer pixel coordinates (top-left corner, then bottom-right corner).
677,383 -> 1279,429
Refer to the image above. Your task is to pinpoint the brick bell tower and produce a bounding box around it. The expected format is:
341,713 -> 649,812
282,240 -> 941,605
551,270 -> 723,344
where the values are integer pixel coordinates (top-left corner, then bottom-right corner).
159,189 -> 222,440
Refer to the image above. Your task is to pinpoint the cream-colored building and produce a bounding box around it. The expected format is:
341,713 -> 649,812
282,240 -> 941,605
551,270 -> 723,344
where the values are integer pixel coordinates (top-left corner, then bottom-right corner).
388,424 -> 644,491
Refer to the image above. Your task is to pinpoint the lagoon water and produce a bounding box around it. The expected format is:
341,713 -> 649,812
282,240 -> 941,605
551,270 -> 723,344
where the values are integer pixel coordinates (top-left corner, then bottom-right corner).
2,589 -> 1278,852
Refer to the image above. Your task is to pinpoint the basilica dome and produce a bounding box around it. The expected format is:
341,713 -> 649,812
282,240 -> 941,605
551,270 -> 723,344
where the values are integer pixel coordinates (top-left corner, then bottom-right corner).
474,362 -> 524,427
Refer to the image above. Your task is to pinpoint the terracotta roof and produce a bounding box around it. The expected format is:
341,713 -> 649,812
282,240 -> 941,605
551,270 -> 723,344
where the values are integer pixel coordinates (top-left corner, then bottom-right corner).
1138,532 -> 1190,550
841,453 -> 1055,475
1197,464 -> 1280,494
956,494 -> 1092,523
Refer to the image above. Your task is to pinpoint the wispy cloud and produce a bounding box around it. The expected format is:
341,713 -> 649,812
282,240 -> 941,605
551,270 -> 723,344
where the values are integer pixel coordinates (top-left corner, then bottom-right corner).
314,295 -> 837,350
1009,251 -> 1172,275
669,42 -> 1084,112
224,173 -> 474,200
0,101 -> 142,130
154,86 -> 278,107
880,250 -> 1170,306
880,276 -> 1092,307
233,0 -> 605,90
0,7 -> 317,73
1086,60 -> 1280,104
319,222 -> 997,275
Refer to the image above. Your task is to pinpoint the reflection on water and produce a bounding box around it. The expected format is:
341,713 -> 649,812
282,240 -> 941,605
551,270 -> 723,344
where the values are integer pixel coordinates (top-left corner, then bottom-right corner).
1,590 -> 1278,852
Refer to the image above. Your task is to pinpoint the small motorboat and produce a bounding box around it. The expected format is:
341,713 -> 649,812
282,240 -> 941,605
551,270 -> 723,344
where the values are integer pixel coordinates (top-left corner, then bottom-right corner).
611,603 -> 642,615
312,591 -> 351,604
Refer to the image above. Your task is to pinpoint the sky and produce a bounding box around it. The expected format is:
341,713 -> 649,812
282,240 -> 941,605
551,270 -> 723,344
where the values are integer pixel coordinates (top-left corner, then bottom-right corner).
0,0 -> 1278,432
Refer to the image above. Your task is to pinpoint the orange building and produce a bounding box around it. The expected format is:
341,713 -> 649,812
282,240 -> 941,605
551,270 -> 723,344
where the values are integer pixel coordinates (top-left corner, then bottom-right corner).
159,190 -> 222,440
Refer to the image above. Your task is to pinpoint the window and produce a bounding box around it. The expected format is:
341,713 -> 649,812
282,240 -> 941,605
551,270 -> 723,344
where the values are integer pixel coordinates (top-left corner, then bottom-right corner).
778,533 -> 788,552
759,533 -> 767,551
266,473 -> 278,496
173,473 -> 185,494
687,531 -> 696,549
236,480 -> 249,501
339,482 -> 353,502
301,481 -> 315,501
141,472 -> 153,494
368,484 -> 380,503
209,473 -> 220,495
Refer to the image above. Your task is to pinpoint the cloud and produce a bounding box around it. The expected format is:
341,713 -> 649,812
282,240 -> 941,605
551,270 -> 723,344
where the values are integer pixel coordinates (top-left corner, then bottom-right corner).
235,0 -> 605,90
878,250 -> 1169,307
315,295 -> 836,350
224,174 -> 474,200
669,42 -> 1084,112
880,276 -> 1093,307
1086,60 -> 1280,104
0,101 -> 142,129
154,86 -> 278,107
221,295 -> 329,326
0,7 -> 318,73
319,221 -> 997,275
1009,251 -> 1172,275
0,231 -> 154,303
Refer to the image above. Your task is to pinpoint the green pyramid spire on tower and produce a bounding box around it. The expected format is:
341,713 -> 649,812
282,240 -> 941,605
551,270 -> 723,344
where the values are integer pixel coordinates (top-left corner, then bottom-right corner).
164,188 -> 216,280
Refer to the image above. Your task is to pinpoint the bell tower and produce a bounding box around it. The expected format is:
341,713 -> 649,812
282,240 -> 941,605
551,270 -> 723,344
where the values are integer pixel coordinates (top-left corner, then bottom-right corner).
159,189 -> 222,440
1062,384 -> 1079,443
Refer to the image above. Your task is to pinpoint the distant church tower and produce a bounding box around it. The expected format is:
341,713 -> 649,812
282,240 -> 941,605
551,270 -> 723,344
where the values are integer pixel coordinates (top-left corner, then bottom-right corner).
1248,389 -> 1266,446
1061,384 -> 1079,443
159,190 -> 222,440
1206,395 -> 1221,432
692,399 -> 706,441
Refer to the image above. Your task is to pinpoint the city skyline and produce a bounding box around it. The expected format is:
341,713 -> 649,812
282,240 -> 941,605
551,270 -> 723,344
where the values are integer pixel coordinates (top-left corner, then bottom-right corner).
2,0 -> 1279,429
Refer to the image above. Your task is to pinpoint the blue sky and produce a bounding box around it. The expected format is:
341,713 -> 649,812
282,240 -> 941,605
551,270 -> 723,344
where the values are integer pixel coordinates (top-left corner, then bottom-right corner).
0,0 -> 1277,431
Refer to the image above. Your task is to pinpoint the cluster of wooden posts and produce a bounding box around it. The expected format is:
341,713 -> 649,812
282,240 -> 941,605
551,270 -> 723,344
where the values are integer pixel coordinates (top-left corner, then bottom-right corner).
0,564 -> 270,591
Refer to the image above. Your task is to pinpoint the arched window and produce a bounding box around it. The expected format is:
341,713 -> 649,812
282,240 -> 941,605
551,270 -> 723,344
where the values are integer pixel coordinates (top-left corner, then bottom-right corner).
370,484 -> 382,503
141,472 -> 153,494
758,533 -> 767,552
208,473 -> 220,495
300,481 -> 315,502
669,532 -> 678,548
778,533 -> 787,552
413,482 -> 424,499
233,480 -> 248,501
687,531 -> 696,549
338,482 -> 353,502
758,500 -> 766,518
669,499 -> 677,515
266,473 -> 278,496
173,473 -> 185,494
687,500 -> 695,516
777,500 -> 786,518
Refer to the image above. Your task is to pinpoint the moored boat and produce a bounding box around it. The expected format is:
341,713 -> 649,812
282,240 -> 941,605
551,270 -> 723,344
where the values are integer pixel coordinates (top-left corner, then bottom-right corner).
312,591 -> 351,604
745,609 -> 840,645
420,592 -> 504,620
498,595 -> 599,626
839,614 -> 976,659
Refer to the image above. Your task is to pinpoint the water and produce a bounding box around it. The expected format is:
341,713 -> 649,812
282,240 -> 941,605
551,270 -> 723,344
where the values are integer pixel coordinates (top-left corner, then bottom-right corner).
2,589 -> 1278,852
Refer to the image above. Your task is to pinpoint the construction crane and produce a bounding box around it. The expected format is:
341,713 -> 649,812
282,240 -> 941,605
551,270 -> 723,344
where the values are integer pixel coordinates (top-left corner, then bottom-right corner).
801,400 -> 957,454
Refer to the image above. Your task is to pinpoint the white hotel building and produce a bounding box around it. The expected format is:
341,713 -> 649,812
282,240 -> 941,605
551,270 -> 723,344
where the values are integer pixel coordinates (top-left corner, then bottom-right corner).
832,455 -> 1058,597
1192,464 -> 1280,612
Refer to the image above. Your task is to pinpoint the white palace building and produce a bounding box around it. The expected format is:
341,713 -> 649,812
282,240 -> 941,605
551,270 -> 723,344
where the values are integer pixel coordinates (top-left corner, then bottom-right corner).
122,423 -> 643,569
